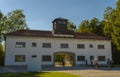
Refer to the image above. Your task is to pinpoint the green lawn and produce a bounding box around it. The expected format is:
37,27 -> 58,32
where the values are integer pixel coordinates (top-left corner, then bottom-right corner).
0,72 -> 80,77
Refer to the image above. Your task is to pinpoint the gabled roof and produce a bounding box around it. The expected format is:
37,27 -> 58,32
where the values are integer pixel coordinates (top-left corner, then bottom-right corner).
5,30 -> 110,40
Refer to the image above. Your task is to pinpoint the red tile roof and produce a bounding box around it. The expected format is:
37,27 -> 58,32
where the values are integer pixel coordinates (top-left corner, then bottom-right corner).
5,30 -> 110,40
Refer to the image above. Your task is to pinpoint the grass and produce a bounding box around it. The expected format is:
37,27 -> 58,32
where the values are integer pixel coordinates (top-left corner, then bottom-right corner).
0,72 -> 80,77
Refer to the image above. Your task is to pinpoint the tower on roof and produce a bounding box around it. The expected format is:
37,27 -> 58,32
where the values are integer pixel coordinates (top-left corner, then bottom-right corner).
52,18 -> 74,35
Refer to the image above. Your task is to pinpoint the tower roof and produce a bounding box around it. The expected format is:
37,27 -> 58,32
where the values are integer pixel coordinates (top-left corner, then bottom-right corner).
52,17 -> 68,23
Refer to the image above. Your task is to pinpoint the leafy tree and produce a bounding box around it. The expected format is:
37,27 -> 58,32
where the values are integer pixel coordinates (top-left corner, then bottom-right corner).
77,18 -> 102,35
104,6 -> 113,21
89,18 -> 99,33
67,21 -> 76,31
104,0 -> 120,50
0,9 -> 29,66
97,20 -> 106,35
0,11 -> 4,66
5,10 -> 28,33
77,20 -> 92,33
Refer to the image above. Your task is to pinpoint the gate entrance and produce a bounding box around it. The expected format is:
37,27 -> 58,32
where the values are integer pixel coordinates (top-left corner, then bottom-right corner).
54,52 -> 74,67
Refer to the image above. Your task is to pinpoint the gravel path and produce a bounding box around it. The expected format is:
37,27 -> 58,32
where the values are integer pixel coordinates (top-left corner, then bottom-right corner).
63,69 -> 120,77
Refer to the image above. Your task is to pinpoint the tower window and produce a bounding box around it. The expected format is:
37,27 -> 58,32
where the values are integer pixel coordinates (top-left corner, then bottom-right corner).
57,21 -> 66,24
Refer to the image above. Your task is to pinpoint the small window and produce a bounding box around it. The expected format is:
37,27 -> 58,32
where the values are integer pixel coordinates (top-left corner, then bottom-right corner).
60,43 -> 69,48
31,55 -> 37,58
90,56 -> 94,61
16,42 -> 25,48
15,55 -> 25,62
89,44 -> 93,48
77,44 -> 85,49
98,56 -> 105,61
58,21 -> 66,24
42,55 -> 51,61
98,45 -> 105,49
32,43 -> 37,47
42,43 -> 51,48
77,56 -> 85,61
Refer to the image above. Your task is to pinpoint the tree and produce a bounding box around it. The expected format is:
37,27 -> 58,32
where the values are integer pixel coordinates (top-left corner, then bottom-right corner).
5,10 -> 28,33
0,11 -> 4,66
67,21 -> 76,31
104,6 -> 113,21
89,18 -> 99,33
0,9 -> 29,66
77,18 -> 102,35
77,20 -> 92,33
0,11 -> 3,43
104,0 -> 120,50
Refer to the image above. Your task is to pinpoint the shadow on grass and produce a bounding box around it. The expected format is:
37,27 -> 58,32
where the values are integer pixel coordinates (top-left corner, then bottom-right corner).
0,72 -> 49,77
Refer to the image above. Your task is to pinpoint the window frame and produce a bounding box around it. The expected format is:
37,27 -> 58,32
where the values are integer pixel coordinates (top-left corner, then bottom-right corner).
15,55 -> 25,62
32,42 -> 37,47
89,44 -> 93,48
77,56 -> 85,61
31,55 -> 37,58
60,43 -> 69,48
98,45 -> 105,49
98,56 -> 106,61
42,55 -> 51,61
16,42 -> 26,48
42,43 -> 51,48
77,44 -> 85,49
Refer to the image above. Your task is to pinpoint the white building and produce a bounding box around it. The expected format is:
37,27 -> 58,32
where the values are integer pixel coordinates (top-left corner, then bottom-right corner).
4,18 -> 112,71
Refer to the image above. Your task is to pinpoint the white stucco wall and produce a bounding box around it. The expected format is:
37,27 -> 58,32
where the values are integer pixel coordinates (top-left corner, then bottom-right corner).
5,36 -> 112,66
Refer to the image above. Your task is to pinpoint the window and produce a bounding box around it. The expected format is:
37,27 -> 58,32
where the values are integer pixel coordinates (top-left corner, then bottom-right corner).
98,56 -> 105,61
77,44 -> 85,49
98,45 -> 105,49
60,43 -> 69,48
15,55 -> 25,62
31,55 -> 37,58
42,43 -> 51,48
58,21 -> 66,24
89,44 -> 93,48
77,56 -> 85,61
90,56 -> 94,61
32,43 -> 37,47
16,42 -> 25,48
42,55 -> 51,61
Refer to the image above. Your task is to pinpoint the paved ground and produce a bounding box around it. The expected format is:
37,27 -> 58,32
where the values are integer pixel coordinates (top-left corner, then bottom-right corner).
0,67 -> 120,77
62,69 -> 120,77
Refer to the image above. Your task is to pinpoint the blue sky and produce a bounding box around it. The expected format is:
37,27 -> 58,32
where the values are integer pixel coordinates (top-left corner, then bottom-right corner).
0,0 -> 117,30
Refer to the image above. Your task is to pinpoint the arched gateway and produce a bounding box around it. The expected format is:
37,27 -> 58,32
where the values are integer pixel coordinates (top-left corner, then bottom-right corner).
54,52 -> 75,67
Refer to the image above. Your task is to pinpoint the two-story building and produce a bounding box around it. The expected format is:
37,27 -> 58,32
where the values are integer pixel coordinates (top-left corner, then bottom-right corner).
4,18 -> 112,71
